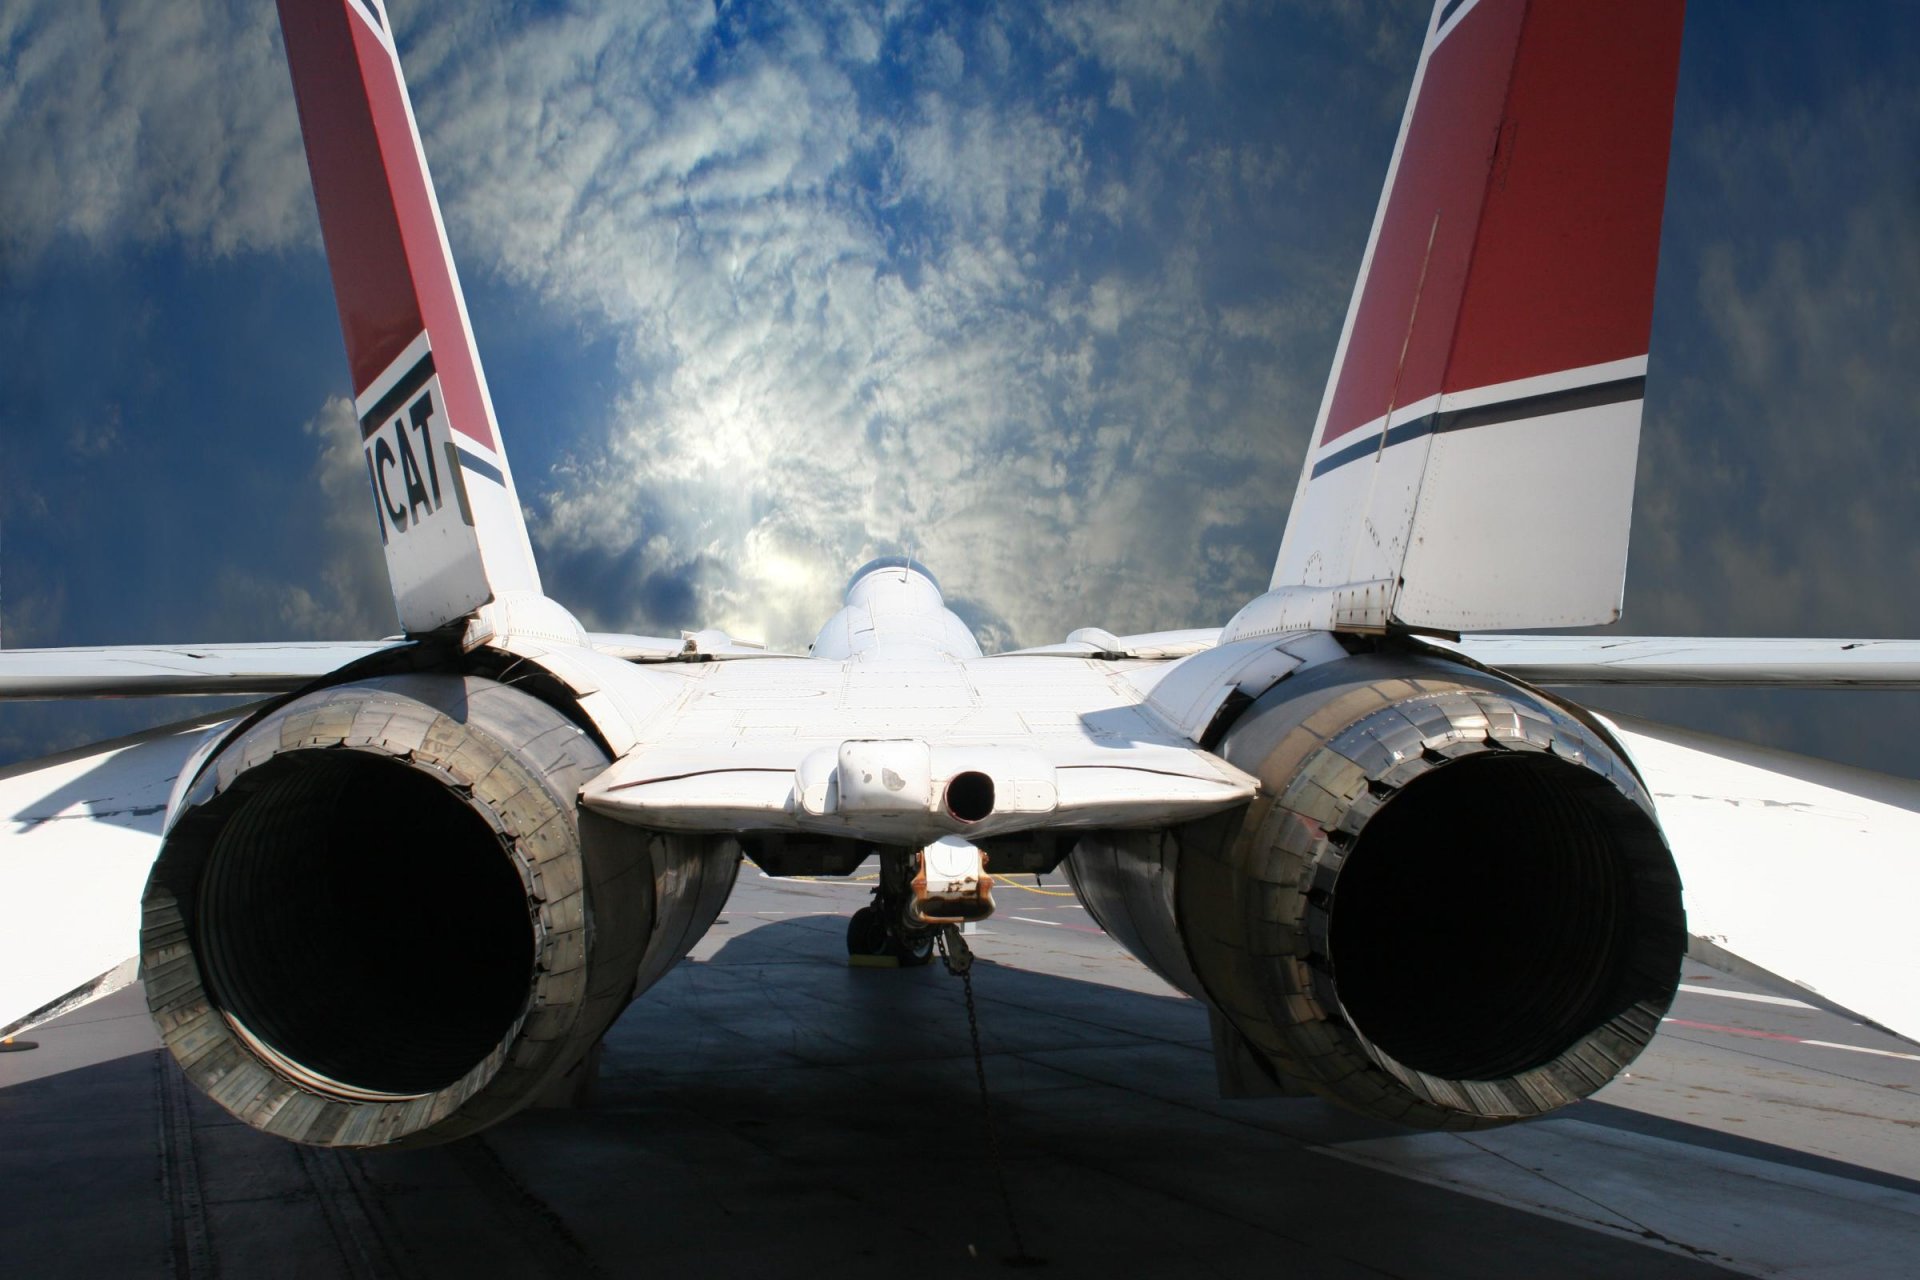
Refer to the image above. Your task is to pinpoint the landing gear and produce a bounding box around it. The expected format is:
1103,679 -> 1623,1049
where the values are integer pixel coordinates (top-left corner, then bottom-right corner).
846,903 -> 935,967
848,850 -> 939,967
845,840 -> 991,968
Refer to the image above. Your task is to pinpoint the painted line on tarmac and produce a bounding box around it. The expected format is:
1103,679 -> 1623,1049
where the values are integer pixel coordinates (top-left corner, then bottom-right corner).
996,880 -> 1078,899
1662,1017 -> 1920,1063
1007,914 -> 1107,936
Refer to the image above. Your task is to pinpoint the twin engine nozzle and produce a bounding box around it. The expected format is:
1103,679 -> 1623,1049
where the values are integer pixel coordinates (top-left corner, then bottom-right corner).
139,652 -> 1684,1147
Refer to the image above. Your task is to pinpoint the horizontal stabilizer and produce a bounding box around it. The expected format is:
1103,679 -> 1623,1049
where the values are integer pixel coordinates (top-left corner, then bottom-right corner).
0,633 -> 799,701
0,640 -> 399,700
1446,635 -> 1920,688
1602,712 -> 1920,1043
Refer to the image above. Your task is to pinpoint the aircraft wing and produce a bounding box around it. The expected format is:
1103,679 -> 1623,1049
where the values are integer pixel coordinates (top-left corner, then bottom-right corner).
0,710 -> 246,1034
1600,712 -> 1920,1042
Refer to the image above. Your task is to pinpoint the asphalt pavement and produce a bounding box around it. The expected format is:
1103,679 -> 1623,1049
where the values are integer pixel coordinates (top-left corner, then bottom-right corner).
4,863 -> 1916,1278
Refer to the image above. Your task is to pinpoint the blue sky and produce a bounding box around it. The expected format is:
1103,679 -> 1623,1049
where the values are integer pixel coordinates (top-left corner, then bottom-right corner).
1,0 -> 1917,773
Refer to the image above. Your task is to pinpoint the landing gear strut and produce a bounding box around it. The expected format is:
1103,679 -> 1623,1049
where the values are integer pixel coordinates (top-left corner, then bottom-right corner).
846,848 -> 938,967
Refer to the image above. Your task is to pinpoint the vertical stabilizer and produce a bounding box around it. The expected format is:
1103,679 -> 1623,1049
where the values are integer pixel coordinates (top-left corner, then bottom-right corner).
278,0 -> 542,634
1242,0 -> 1686,638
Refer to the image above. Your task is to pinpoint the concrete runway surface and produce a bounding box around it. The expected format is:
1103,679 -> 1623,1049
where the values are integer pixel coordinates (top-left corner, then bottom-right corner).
4,863 -> 1917,1278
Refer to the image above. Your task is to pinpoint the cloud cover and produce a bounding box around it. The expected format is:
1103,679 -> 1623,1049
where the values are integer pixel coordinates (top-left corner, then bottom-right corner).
382,0 -> 1364,649
0,0 -> 1414,650
1,0 -> 1916,773
0,0 -> 313,266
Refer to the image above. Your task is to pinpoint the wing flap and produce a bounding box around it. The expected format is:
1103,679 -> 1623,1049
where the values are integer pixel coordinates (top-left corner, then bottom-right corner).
1601,712 -> 1920,1042
1,712 -> 244,1032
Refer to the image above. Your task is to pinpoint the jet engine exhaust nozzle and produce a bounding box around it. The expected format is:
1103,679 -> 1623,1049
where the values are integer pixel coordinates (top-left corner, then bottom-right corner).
139,674 -> 736,1148
1068,653 -> 1686,1130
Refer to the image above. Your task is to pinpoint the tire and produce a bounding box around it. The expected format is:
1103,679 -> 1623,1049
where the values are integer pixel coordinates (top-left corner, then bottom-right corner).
847,905 -> 889,956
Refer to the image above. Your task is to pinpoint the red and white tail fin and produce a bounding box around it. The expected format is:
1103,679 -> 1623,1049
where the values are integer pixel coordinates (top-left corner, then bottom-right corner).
279,0 -> 542,634
1240,0 -> 1686,638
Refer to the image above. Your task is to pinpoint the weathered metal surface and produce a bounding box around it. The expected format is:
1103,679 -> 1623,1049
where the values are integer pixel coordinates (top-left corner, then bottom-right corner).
1072,652 -> 1686,1130
136,675 -> 734,1148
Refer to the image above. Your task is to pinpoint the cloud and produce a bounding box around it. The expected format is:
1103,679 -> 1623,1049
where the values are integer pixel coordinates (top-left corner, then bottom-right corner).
1045,0 -> 1228,82
0,0 -> 1365,653
209,396 -> 396,642
1587,61 -> 1920,772
1625,76 -> 1920,640
64,403 -> 121,459
387,0 -> 1332,650
0,0 -> 312,269
5,0 -> 1916,782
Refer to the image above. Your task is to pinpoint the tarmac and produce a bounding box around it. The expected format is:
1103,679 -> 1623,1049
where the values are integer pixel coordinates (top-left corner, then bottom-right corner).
4,863 -> 1918,1278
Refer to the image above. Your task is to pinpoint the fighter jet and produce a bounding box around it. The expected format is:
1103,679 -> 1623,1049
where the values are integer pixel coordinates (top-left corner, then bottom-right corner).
3,0 -> 1915,1149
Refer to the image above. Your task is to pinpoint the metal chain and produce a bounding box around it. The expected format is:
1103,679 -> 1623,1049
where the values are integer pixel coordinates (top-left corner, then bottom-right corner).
935,926 -> 1039,1266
